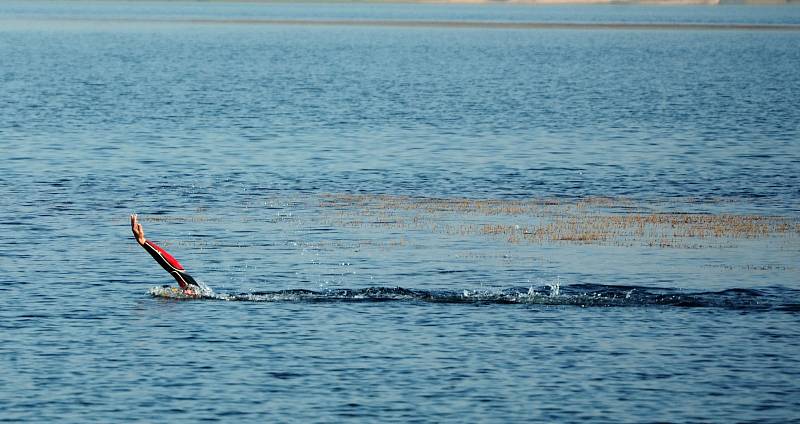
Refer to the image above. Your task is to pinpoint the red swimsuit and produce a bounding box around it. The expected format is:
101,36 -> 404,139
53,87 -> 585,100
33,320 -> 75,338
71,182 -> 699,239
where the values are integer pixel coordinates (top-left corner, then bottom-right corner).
142,240 -> 200,291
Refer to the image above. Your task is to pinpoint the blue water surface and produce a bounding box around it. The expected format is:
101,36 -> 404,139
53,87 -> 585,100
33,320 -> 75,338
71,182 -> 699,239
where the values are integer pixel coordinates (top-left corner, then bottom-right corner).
1,2 -> 799,422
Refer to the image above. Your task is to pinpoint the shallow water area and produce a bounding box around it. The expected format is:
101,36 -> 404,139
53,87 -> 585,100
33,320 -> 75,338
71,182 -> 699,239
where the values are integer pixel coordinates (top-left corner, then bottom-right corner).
2,1 -> 800,422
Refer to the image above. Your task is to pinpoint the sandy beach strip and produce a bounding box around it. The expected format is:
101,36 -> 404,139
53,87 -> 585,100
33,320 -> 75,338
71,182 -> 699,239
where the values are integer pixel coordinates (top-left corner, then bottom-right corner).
11,17 -> 800,31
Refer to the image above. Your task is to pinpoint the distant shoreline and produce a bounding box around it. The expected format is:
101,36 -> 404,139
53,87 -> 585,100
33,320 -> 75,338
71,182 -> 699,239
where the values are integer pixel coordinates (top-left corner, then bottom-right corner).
165,0 -> 799,4
139,0 -> 800,4
17,0 -> 800,4
17,17 -> 800,31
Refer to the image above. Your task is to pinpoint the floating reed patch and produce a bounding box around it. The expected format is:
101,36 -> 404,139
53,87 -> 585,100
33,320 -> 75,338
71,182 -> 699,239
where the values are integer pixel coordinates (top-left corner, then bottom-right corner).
317,194 -> 799,249
703,264 -> 794,271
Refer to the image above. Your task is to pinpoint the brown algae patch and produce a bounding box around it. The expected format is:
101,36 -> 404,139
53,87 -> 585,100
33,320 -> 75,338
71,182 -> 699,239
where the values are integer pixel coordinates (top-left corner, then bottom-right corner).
318,193 -> 799,249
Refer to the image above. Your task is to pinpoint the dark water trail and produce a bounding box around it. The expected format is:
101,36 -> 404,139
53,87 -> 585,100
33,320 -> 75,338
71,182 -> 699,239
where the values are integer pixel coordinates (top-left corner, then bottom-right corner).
150,283 -> 799,310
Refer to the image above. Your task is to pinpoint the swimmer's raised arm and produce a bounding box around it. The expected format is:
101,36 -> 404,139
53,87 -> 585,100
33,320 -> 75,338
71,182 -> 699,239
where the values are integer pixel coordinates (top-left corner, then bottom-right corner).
131,213 -> 200,294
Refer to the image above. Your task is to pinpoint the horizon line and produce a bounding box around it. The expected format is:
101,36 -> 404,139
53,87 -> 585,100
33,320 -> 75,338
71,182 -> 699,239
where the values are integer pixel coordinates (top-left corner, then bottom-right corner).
9,17 -> 800,31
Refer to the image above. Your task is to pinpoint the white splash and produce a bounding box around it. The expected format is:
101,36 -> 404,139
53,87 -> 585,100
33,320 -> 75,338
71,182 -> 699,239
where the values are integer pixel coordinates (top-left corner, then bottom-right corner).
548,277 -> 561,298
195,280 -> 214,297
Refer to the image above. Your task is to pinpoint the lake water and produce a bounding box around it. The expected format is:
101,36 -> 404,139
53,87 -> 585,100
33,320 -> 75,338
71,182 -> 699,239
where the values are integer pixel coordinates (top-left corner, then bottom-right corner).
1,1 -> 800,422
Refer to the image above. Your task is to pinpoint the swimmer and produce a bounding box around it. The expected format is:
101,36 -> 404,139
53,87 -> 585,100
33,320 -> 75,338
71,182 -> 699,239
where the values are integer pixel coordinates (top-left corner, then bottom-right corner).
131,213 -> 201,296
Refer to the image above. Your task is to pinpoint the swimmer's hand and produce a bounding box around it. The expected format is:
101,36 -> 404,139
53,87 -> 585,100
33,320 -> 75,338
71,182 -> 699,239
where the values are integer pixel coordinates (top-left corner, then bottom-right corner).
130,214 -> 146,246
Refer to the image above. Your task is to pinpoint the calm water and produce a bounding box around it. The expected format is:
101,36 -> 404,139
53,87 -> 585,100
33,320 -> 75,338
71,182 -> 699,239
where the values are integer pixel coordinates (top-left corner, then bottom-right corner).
2,1 -> 800,422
